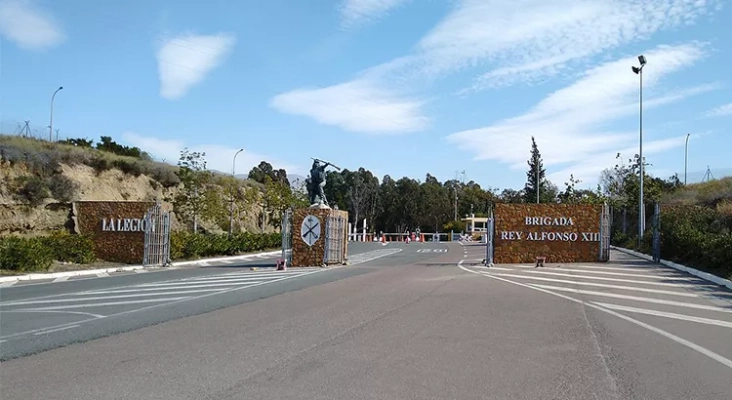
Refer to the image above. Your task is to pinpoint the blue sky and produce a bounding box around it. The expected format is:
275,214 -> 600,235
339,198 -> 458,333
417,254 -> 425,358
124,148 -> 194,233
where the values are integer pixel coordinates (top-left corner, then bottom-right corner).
1,0 -> 730,191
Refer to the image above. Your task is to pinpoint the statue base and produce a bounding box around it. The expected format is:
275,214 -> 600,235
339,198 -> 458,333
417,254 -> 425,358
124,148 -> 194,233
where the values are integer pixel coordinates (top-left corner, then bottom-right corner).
291,207 -> 348,267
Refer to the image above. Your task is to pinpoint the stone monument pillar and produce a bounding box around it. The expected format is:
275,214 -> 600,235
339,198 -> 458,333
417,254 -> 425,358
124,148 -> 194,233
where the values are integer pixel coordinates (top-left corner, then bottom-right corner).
290,158 -> 349,267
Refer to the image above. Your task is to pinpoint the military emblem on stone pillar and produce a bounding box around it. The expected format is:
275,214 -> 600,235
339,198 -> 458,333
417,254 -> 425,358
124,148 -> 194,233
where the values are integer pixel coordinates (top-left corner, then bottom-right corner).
301,214 -> 321,247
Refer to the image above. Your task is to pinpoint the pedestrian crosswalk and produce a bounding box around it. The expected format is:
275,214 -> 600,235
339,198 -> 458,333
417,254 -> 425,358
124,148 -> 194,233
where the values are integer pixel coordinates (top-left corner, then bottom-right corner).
0,268 -> 323,318
459,249 -> 732,337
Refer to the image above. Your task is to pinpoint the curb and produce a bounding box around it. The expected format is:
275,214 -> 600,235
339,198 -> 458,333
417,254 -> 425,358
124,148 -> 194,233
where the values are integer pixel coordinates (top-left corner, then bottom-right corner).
0,250 -> 282,284
611,246 -> 732,290
0,265 -> 146,283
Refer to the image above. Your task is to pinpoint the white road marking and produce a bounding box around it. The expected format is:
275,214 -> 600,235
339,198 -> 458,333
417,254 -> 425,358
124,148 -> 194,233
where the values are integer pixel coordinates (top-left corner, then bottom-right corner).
569,264 -> 668,273
138,277 -> 272,287
84,282 -> 260,294
592,302 -> 732,329
179,272 -> 301,281
519,270 -> 716,288
457,261 -> 732,370
97,272 -> 109,277
0,281 -> 18,288
482,272 -> 700,298
0,267 -> 328,341
485,267 -> 515,271
134,269 -> 149,273
0,309 -> 106,318
53,276 -> 69,282
527,284 -> 732,313
18,297 -> 191,311
0,289 -> 226,306
525,268 -> 694,280
33,325 -> 79,335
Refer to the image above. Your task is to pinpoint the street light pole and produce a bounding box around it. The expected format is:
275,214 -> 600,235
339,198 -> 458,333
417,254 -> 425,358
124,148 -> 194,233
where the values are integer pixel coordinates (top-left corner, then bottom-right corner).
49,86 -> 63,141
632,55 -> 646,248
229,148 -> 244,237
684,133 -> 690,185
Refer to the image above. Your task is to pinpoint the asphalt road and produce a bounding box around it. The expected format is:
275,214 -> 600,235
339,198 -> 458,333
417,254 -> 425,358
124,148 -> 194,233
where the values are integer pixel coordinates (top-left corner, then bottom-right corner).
1,241 -> 731,399
0,242 -> 412,361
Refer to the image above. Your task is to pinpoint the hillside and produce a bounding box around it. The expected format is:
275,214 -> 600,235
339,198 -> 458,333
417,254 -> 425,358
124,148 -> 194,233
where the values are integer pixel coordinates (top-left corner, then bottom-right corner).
661,176 -> 732,214
0,134 -> 275,236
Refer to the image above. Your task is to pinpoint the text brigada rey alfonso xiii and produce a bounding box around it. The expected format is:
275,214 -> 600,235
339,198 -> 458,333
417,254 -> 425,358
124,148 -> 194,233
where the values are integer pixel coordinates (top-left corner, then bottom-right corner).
499,216 -> 600,242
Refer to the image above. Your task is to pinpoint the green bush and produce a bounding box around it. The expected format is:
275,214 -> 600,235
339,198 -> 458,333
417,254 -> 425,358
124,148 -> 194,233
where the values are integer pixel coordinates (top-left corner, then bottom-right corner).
47,174 -> 78,202
14,176 -> 50,207
112,159 -> 144,177
89,155 -> 111,175
170,231 -> 281,260
616,205 -> 732,279
0,236 -> 54,272
41,231 -> 96,264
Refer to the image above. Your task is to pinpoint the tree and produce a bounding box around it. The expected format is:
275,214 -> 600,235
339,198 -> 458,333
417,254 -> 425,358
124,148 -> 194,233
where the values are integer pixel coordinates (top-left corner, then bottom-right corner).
498,188 -> 524,204
248,161 -> 290,186
523,136 -> 557,203
172,148 -> 217,232
558,174 -> 606,204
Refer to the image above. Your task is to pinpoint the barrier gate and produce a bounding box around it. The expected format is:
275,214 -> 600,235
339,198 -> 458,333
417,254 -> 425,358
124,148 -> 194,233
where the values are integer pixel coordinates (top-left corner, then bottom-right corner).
484,213 -> 494,265
281,208 -> 293,266
599,203 -> 611,262
142,202 -> 171,267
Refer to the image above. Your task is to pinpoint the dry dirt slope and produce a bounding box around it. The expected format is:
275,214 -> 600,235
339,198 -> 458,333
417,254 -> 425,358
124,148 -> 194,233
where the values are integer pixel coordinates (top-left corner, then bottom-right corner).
0,135 -> 268,236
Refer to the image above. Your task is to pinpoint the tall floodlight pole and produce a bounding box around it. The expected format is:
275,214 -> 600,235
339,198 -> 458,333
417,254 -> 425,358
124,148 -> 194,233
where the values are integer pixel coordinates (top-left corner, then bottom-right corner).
684,133 -> 690,185
632,55 -> 647,248
229,148 -> 244,237
49,86 -> 63,141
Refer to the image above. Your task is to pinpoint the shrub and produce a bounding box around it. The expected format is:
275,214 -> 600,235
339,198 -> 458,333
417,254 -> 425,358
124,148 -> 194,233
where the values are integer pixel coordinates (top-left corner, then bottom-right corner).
89,155 -> 111,175
149,164 -> 180,188
169,231 -> 281,260
112,159 -> 144,177
14,176 -> 50,207
41,231 -> 96,264
47,174 -> 79,202
0,236 -> 54,272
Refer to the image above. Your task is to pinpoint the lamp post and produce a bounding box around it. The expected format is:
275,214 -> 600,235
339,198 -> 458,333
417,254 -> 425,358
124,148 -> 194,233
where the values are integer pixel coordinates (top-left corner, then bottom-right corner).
49,86 -> 63,141
229,148 -> 244,237
632,55 -> 646,248
684,133 -> 690,185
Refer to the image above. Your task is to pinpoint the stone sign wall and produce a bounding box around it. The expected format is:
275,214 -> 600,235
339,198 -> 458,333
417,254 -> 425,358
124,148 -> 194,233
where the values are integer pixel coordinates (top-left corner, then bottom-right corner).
73,201 -> 156,264
291,208 -> 348,267
494,203 -> 602,264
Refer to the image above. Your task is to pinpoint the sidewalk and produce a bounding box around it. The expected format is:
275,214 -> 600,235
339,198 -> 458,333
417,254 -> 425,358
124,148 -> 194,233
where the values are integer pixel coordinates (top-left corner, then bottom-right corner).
0,250 -> 282,284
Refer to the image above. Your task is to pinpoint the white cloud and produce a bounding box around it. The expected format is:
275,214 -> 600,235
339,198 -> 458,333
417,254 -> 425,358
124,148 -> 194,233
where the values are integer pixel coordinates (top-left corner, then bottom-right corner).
339,0 -> 411,28
446,43 -> 714,185
706,102 -> 732,117
547,135 -> 690,186
414,0 -> 719,90
269,78 -> 430,134
120,132 -> 302,176
156,33 -> 236,100
0,0 -> 65,50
